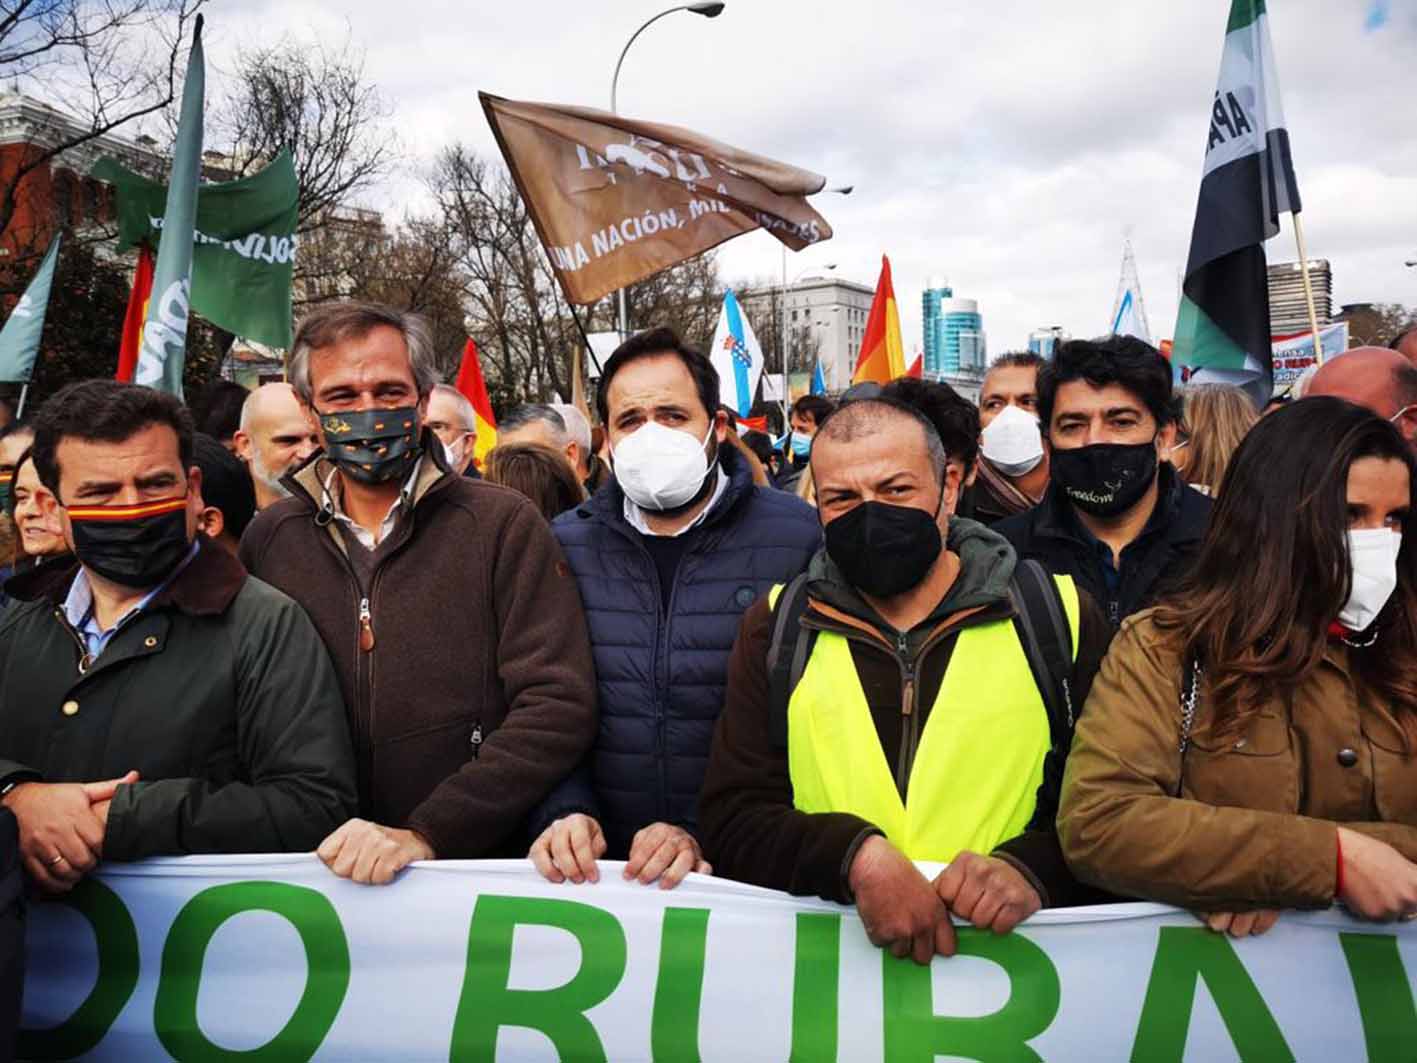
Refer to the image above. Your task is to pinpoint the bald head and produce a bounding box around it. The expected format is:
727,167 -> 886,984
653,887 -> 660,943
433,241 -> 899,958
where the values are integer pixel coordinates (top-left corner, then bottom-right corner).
814,400 -> 948,479
234,382 -> 321,508
1307,346 -> 1417,455
1394,328 -> 1417,368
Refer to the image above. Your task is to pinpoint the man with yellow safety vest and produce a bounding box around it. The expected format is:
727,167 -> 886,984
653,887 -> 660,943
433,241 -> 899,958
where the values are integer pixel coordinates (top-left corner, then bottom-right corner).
699,396 -> 1113,964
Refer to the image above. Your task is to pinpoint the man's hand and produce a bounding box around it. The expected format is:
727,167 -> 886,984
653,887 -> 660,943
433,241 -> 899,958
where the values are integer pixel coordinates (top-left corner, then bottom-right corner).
934,851 -> 1042,935
624,823 -> 711,889
317,819 -> 435,886
1197,910 -> 1281,937
1337,827 -> 1417,921
849,835 -> 954,964
3,771 -> 138,893
529,813 -> 607,884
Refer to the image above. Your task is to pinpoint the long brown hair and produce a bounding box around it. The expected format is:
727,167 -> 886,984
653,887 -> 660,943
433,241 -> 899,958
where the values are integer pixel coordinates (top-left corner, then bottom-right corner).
1151,397 -> 1417,739
1176,383 -> 1258,495
484,442 -> 587,522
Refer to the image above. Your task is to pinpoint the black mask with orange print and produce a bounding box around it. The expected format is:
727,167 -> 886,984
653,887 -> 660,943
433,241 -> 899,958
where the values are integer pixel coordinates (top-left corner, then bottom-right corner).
317,406 -> 422,485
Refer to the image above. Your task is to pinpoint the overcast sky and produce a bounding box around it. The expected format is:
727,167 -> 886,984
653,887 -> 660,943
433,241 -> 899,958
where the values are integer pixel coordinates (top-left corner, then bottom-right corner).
200,0 -> 1417,354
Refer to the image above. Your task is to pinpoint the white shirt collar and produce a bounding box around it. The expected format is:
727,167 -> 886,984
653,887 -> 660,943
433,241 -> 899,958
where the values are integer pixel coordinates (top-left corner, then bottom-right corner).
623,466 -> 729,538
323,457 -> 424,551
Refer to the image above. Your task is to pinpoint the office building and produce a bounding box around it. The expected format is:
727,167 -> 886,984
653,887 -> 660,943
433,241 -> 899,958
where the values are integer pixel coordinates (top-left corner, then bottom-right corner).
921,277 -> 953,378
739,274 -> 876,393
1029,327 -> 1069,358
1267,259 -> 1332,335
931,298 -> 986,375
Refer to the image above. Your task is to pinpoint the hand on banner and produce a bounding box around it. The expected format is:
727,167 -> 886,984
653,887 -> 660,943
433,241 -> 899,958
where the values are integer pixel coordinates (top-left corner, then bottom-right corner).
529,813 -> 607,884
1336,827 -> 1417,922
1197,910 -> 1281,937
624,823 -> 711,889
3,771 -> 138,893
934,851 -> 1042,935
849,835 -> 954,965
317,819 -> 435,886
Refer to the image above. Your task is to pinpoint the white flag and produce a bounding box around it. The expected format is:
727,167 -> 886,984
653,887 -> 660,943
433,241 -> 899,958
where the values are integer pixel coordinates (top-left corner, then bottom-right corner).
709,290 -> 765,419
1110,239 -> 1152,344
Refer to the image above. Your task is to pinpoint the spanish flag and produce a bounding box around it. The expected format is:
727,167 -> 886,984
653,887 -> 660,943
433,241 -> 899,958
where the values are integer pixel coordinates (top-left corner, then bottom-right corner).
455,338 -> 498,467
852,255 -> 906,385
115,245 -> 155,383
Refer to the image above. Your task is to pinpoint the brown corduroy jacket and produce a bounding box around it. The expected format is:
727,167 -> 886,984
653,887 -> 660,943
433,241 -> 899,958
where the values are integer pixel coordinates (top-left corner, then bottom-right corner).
238,440 -> 597,858
1060,609 -> 1417,911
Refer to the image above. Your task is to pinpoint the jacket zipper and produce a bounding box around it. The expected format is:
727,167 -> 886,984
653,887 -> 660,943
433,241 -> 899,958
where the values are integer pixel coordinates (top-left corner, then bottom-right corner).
470,721 -> 483,759
52,608 -> 95,675
894,630 -> 918,797
358,597 -> 375,651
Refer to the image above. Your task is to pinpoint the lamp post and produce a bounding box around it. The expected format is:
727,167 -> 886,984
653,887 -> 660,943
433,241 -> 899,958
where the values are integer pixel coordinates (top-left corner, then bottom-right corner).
610,2 -> 726,341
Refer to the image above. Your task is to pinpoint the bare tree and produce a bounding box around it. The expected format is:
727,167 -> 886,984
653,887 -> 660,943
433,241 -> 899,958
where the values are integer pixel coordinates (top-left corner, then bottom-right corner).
211,35 -> 395,234
0,0 -> 203,248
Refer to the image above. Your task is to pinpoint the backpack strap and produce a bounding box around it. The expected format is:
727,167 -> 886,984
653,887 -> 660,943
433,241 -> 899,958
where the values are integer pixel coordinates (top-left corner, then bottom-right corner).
1008,559 -> 1075,750
767,572 -> 817,750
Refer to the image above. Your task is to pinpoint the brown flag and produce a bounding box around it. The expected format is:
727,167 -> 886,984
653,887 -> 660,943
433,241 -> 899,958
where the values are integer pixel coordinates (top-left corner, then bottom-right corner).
480,92 -> 835,305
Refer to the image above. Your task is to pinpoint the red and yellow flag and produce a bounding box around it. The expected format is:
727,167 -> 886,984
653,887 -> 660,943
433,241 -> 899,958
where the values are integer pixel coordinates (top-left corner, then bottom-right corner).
116,244 -> 155,383
906,352 -> 923,379
852,255 -> 907,385
455,338 -> 498,467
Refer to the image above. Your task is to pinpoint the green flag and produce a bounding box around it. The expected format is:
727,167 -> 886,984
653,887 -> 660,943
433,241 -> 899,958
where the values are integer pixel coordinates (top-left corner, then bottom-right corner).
92,149 -> 298,353
135,13 -> 205,398
0,234 -> 61,384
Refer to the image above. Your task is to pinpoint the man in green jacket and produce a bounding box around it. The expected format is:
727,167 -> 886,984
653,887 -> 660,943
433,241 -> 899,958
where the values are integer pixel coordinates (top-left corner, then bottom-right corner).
0,380 -> 356,893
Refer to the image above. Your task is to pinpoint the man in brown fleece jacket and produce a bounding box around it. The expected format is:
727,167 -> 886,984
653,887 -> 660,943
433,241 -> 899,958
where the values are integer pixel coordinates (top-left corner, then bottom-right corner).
239,302 -> 597,884
699,397 -> 1111,965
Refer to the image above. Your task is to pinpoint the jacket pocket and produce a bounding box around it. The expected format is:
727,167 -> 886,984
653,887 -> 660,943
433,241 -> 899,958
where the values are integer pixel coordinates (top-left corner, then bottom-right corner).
1183,712 -> 1299,813
1363,716 -> 1417,825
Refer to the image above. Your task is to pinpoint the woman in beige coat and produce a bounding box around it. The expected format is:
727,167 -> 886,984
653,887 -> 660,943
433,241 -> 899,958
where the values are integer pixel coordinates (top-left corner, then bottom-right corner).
1060,397 -> 1417,936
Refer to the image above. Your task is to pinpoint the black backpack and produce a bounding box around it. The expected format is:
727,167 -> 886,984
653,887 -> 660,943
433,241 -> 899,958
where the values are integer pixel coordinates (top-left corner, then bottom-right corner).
764,559 -> 1076,760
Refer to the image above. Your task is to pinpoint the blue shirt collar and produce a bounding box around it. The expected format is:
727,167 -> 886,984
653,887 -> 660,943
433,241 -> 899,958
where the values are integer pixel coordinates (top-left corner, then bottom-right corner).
63,540 -> 200,659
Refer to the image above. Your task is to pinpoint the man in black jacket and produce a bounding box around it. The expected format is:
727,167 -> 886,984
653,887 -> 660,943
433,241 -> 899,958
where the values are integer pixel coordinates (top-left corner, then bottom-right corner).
0,381 -> 356,893
995,336 -> 1213,627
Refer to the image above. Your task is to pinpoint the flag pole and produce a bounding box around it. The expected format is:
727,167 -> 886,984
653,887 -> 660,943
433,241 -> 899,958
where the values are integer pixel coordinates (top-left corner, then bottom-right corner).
1291,211 -> 1324,362
15,383 -> 29,419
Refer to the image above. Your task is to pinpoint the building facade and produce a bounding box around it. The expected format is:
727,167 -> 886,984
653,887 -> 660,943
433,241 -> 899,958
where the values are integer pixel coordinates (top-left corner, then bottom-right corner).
1267,259 -> 1332,335
739,274 -> 875,393
931,297 -> 986,376
921,277 -> 953,378
1028,327 -> 1069,358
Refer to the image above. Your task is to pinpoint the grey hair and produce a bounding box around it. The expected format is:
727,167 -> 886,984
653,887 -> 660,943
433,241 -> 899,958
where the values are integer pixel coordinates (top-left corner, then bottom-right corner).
287,301 -> 439,405
817,399 -> 949,480
431,384 -> 477,432
549,403 -> 592,453
499,403 -> 569,444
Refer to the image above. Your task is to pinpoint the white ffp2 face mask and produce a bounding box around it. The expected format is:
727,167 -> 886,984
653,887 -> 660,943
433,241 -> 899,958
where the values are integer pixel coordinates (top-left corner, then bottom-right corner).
981,404 -> 1045,478
611,420 -> 715,511
1338,527 -> 1402,632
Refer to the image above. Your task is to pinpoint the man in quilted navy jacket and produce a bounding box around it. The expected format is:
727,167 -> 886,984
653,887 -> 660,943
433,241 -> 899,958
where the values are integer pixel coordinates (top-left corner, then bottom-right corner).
529,328 -> 821,888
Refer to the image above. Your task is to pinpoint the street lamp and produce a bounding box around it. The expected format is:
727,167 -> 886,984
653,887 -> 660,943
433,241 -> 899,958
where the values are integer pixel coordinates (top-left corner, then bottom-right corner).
610,3 -> 728,340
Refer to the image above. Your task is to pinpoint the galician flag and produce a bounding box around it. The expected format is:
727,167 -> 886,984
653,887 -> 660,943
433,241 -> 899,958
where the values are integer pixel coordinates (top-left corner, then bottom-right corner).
1174,0 -> 1299,396
852,255 -> 906,385
709,290 -> 764,419
810,359 -> 826,396
137,13 -> 204,397
0,234 -> 61,383
455,338 -> 499,468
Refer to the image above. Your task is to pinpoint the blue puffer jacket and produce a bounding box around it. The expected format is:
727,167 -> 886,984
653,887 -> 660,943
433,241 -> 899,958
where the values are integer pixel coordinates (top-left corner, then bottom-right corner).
538,446 -> 821,856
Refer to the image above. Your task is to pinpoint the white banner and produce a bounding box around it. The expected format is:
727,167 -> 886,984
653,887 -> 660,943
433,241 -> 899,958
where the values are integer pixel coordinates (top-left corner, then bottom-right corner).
1272,322 -> 1350,386
19,857 -> 1417,1061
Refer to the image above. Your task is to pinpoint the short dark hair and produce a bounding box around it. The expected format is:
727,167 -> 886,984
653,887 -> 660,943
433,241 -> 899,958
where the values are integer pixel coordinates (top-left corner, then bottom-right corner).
500,403 -> 568,439
596,327 -> 719,425
818,396 -> 949,480
33,380 -> 195,501
192,432 -> 256,541
1389,326 -> 1416,351
740,429 -> 777,467
1038,335 -> 1178,430
988,351 -> 1046,374
189,380 -> 249,444
881,377 -> 980,474
791,394 -> 835,427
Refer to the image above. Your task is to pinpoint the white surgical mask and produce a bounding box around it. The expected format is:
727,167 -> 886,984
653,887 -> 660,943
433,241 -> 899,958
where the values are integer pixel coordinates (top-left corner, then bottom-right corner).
981,404 -> 1044,478
611,420 -> 715,511
1338,527 -> 1402,632
443,438 -> 465,471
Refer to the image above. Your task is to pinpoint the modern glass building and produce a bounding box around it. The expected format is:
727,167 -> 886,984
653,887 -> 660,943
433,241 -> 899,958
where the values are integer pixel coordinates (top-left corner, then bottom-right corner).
920,277 -> 953,378
931,298 -> 985,374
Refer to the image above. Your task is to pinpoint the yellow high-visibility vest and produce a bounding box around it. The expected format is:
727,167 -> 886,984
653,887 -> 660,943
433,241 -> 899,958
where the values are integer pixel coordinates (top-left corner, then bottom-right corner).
771,576 -> 1078,862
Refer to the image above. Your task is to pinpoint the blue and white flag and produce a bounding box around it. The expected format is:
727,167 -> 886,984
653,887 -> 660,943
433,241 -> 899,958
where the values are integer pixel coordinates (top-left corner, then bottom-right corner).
1109,239 -> 1152,344
709,290 -> 765,419
810,359 -> 826,396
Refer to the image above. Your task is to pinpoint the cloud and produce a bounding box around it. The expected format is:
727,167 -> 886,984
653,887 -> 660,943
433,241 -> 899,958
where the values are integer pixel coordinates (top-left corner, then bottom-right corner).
197,0 -> 1417,355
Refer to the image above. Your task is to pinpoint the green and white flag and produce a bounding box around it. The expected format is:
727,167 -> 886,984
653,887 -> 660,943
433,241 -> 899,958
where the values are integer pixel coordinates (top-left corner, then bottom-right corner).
92,150 -> 298,351
137,13 -> 205,398
1174,0 -> 1300,397
0,234 -> 61,384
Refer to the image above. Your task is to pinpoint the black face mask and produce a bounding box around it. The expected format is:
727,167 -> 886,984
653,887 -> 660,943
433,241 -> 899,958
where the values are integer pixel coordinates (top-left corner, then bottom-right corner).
317,406 -> 422,485
1050,440 -> 1158,517
66,496 -> 192,588
824,492 -> 944,599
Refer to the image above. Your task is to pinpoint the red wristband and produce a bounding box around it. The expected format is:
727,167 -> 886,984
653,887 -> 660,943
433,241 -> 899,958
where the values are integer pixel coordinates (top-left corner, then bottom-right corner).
1335,831 -> 1345,899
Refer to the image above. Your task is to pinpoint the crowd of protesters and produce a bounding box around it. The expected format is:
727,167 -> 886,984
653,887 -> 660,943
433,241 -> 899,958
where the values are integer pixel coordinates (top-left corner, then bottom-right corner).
0,300 -> 1414,987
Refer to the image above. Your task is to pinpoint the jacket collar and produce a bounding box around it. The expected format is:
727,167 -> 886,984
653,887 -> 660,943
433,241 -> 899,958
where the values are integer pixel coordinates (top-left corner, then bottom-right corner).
6,536 -> 245,617
579,440 -> 755,535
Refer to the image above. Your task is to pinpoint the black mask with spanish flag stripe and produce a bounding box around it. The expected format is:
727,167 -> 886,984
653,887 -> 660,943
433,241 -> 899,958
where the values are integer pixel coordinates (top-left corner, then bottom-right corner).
316,406 -> 422,485
67,496 -> 191,588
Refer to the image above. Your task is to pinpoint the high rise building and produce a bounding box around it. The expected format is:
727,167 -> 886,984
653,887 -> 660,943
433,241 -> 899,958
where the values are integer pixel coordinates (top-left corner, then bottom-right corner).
1267,259 -> 1332,335
932,298 -> 986,375
1029,327 -> 1069,358
921,276 -> 953,378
